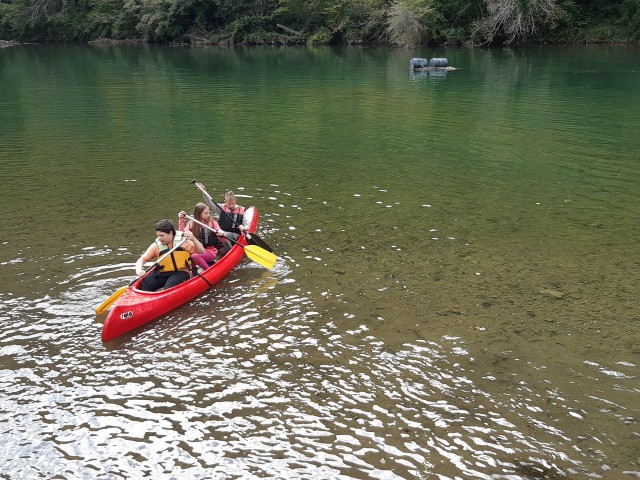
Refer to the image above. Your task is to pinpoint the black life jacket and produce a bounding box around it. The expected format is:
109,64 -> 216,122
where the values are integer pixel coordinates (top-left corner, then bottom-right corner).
219,205 -> 245,234
198,226 -> 224,250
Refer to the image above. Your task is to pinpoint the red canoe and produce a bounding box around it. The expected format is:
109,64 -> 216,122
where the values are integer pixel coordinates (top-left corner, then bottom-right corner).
101,207 -> 259,342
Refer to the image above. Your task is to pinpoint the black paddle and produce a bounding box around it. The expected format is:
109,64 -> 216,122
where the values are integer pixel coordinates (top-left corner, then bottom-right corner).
184,214 -> 277,270
191,179 -> 274,253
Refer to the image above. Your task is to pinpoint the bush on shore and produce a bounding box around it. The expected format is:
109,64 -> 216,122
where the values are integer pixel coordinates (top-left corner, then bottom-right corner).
0,0 -> 637,46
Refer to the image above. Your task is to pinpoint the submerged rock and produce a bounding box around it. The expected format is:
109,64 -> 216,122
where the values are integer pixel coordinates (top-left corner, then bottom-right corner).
541,289 -> 565,299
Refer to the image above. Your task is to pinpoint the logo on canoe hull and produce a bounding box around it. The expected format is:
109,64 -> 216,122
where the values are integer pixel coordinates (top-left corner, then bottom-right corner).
120,311 -> 134,320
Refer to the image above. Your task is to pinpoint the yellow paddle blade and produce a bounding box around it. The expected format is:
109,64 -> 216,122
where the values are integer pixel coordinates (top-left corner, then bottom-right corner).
244,244 -> 277,270
95,285 -> 128,314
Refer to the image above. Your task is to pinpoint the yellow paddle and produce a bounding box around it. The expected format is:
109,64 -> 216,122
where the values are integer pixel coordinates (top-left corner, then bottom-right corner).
95,241 -> 186,314
184,214 -> 277,270
95,284 -> 129,315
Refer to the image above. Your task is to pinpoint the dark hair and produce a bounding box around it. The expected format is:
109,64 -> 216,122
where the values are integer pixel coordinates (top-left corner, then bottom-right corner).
155,219 -> 175,235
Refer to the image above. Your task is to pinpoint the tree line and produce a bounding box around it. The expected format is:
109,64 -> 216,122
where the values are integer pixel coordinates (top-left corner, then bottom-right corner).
0,0 -> 638,46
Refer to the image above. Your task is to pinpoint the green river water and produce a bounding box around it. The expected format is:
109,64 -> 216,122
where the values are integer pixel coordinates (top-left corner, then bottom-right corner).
0,44 -> 638,479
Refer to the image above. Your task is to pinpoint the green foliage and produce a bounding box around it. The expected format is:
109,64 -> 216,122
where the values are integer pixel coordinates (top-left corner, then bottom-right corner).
579,22 -> 632,41
81,0 -> 124,39
422,0 -> 478,45
620,0 -> 640,37
243,29 -> 289,44
1,0 -> 90,41
273,0 -> 324,31
273,0 -> 386,43
0,2 -> 18,38
225,14 -> 275,42
123,0 -> 183,41
307,25 -> 331,44
0,0 -> 636,45
321,0 -> 388,44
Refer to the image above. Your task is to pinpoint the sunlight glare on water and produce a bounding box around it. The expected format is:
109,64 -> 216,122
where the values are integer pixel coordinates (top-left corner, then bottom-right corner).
0,44 -> 638,479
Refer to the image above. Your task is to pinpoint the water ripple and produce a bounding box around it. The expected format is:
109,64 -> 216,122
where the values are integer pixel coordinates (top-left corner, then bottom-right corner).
1,45 -> 639,480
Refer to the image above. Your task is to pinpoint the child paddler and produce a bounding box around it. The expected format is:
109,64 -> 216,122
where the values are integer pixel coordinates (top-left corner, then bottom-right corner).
135,219 -> 204,291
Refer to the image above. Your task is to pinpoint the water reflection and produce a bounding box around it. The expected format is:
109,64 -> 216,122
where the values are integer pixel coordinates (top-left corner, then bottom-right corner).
1,44 -> 639,480
2,200 -> 639,478
1,238 -> 638,479
409,69 -> 448,82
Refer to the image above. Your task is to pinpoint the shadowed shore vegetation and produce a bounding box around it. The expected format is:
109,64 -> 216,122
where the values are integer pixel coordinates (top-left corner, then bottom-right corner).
0,0 -> 638,46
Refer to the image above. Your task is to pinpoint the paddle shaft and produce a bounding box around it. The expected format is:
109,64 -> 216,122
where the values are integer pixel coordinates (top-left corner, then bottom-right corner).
185,214 -> 276,270
139,239 -> 186,275
95,237 -> 188,314
191,180 -> 247,233
190,179 -> 274,253
183,214 -> 242,247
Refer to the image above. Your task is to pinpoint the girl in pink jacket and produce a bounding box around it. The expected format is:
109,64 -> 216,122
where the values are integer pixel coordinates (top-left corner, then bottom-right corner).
178,203 -> 227,271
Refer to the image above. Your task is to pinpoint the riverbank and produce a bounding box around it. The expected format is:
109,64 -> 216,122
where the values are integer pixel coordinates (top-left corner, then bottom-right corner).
2,37 -> 639,49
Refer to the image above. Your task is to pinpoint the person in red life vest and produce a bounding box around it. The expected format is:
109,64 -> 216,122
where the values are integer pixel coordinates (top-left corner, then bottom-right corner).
196,183 -> 250,250
178,203 -> 230,271
135,219 -> 204,291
